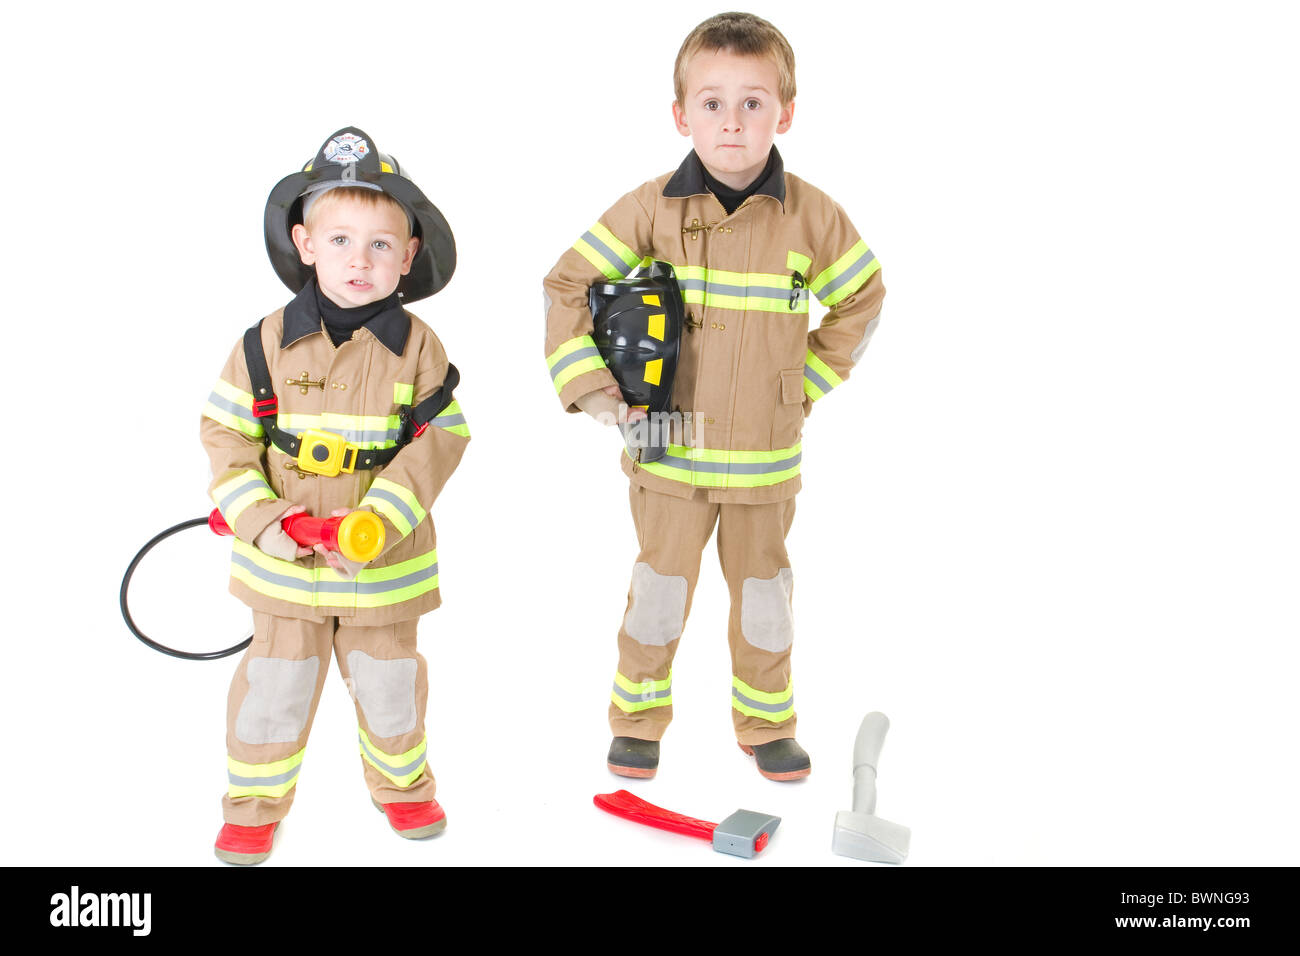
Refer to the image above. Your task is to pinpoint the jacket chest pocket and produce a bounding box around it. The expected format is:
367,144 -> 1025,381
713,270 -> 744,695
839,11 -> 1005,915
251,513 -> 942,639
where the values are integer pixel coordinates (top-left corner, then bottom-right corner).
771,367 -> 805,448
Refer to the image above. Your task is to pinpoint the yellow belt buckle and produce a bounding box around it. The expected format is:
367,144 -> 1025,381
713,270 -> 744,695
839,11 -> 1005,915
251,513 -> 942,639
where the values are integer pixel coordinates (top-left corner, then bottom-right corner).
296,429 -> 358,477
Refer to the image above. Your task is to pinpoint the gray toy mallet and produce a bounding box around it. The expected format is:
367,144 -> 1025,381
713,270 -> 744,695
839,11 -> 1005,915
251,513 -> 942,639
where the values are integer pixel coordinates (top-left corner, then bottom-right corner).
831,712 -> 911,863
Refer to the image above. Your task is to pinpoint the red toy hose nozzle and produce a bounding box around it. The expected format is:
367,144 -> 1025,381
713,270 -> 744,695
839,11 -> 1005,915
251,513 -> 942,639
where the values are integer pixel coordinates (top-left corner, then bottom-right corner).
208,508 -> 385,563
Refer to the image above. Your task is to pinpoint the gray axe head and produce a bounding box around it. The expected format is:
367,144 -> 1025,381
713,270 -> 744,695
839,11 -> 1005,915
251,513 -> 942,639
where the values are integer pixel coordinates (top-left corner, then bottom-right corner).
712,809 -> 782,859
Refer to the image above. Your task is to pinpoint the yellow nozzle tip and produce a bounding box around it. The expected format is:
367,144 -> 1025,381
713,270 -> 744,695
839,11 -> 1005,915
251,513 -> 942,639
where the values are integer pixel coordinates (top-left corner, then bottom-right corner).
337,511 -> 385,563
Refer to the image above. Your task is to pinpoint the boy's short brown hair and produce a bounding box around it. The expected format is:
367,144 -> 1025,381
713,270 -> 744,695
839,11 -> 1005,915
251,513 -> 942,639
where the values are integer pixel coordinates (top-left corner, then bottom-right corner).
303,185 -> 413,241
674,12 -> 796,106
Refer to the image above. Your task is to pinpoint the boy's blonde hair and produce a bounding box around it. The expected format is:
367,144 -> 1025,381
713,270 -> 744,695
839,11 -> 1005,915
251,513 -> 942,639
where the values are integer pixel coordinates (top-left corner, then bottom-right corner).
674,12 -> 796,106
302,186 -> 413,241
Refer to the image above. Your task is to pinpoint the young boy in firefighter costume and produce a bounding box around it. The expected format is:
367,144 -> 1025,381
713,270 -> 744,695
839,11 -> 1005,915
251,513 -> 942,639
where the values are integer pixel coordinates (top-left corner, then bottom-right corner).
201,127 -> 468,864
544,14 -> 885,781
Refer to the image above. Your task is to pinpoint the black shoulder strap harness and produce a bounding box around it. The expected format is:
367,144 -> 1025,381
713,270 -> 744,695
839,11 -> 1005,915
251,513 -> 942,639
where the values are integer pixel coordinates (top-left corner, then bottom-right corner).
242,318 -> 459,470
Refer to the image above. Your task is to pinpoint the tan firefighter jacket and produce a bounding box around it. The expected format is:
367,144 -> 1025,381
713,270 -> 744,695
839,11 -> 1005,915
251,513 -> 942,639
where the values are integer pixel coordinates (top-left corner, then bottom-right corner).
201,278 -> 469,625
543,148 -> 885,504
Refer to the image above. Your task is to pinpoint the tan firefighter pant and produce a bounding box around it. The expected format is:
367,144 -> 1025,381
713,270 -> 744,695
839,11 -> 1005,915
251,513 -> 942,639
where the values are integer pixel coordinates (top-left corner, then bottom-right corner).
609,485 -> 798,747
222,612 -> 434,827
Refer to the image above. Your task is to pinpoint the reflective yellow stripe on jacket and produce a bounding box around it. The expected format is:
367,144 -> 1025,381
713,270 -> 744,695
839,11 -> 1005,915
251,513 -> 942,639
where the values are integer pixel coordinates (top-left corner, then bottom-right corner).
275,412 -> 404,450
574,223 -> 642,280
630,443 -> 802,490
802,349 -> 843,402
674,265 -> 810,314
211,469 -> 276,527
430,399 -> 470,438
548,335 -> 607,396
809,239 -> 879,307
396,383 -> 470,437
203,379 -> 264,439
204,383 -> 413,449
230,539 -> 438,610
360,477 -> 427,538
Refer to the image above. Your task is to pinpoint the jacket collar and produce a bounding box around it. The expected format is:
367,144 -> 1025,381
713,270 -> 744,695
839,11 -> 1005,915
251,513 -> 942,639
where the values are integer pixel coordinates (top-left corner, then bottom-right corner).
662,146 -> 786,208
281,276 -> 410,355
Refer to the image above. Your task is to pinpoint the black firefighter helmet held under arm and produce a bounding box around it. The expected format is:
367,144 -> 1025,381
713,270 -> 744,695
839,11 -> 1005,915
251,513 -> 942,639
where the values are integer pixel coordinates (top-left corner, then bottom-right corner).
589,260 -> 684,462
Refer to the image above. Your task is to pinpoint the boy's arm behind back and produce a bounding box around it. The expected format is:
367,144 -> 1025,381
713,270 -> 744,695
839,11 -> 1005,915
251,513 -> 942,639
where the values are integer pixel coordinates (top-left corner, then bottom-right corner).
802,199 -> 886,409
543,187 -> 657,413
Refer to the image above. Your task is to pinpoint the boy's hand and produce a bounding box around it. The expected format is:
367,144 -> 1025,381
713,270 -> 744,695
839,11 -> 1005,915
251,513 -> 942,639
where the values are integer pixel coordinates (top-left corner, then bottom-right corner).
607,385 -> 649,423
577,385 -> 647,426
254,504 -> 314,561
315,509 -> 368,580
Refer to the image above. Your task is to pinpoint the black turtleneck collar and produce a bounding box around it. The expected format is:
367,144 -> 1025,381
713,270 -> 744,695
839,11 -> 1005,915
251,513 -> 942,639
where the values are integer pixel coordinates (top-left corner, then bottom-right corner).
700,149 -> 778,215
663,146 -> 786,209
282,276 -> 410,355
314,282 -> 400,347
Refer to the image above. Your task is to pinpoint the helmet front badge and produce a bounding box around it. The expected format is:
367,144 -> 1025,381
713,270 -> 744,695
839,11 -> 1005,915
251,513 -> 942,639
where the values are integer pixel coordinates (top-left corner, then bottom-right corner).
324,133 -> 370,164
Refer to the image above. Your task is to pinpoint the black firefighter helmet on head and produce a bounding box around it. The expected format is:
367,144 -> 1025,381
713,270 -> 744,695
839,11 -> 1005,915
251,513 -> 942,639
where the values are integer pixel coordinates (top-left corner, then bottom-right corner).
264,126 -> 456,303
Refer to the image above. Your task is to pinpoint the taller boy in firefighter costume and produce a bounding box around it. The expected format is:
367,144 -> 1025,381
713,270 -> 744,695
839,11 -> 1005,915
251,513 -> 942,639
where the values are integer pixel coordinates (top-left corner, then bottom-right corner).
544,14 -> 885,781
202,128 -> 469,863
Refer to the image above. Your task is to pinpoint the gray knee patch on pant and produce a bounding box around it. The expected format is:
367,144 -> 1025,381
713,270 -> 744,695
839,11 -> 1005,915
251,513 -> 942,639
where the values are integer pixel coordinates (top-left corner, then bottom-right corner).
235,656 -> 320,745
624,562 -> 687,646
741,568 -> 795,652
347,650 -> 418,738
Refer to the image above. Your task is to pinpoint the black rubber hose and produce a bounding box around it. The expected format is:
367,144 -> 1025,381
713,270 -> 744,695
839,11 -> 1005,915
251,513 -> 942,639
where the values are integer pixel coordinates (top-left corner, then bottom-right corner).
120,517 -> 252,661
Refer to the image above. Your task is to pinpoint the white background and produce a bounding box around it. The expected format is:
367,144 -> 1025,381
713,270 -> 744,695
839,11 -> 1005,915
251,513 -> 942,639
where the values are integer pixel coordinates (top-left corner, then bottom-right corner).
2,0 -> 1296,867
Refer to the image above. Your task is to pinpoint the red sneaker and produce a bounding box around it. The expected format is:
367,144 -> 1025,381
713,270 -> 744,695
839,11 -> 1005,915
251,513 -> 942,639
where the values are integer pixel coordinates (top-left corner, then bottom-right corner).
214,822 -> 278,865
373,798 -> 447,839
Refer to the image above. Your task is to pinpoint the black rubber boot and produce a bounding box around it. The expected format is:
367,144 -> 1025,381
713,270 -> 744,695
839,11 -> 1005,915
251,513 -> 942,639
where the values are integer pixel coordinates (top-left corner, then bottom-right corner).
739,738 -> 811,781
608,736 -> 660,778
